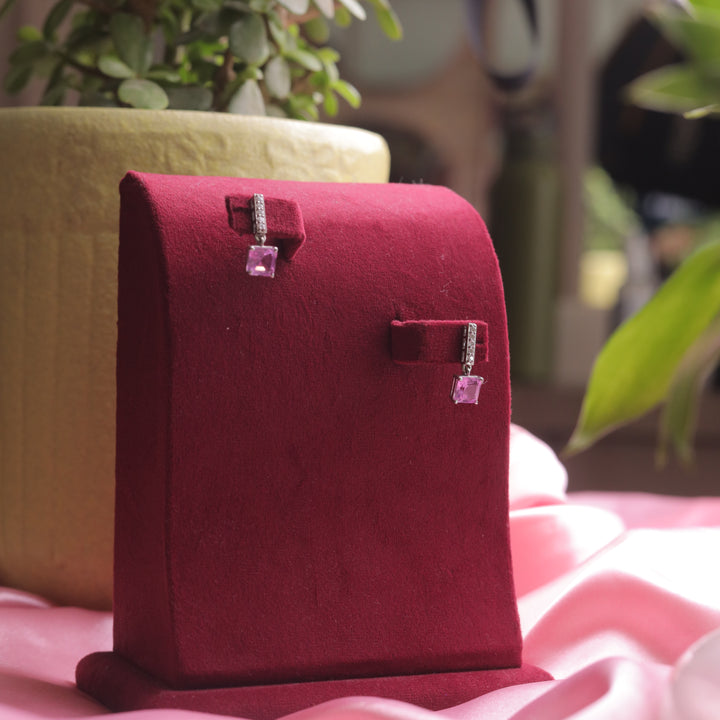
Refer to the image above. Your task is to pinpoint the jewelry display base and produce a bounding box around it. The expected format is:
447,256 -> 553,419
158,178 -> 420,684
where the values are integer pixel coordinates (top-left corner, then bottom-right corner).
77,652 -> 551,720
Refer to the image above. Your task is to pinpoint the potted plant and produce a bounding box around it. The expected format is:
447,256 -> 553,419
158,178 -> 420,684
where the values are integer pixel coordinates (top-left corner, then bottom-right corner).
569,0 -> 720,464
0,0 -> 399,610
1,0 -> 400,117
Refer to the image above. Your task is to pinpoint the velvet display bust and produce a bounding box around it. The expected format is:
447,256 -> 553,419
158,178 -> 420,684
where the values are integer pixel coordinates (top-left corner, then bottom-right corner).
76,172 -> 550,718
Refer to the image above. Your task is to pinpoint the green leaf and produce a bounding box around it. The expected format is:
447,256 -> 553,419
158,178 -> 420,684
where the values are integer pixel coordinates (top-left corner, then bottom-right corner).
9,40 -> 49,66
268,14 -> 291,51
683,104 -> 720,117
690,0 -> 720,10
651,6 -> 720,69
3,63 -> 33,94
227,78 -> 266,114
322,88 -> 338,115
40,59 -> 67,105
337,0 -> 366,20
79,91 -> 119,107
264,55 -> 291,98
625,63 -> 720,115
303,16 -> 330,43
165,85 -> 214,110
277,0 -> 310,13
568,239 -> 720,453
285,47 -> 323,71
229,14 -> 270,65
265,103 -> 287,117
98,54 -> 135,79
367,0 -> 402,40
659,314 -> 720,464
312,0 -> 335,18
316,46 -> 340,63
0,0 -> 19,22
332,78 -> 361,108
17,25 -> 43,43
42,0 -> 74,42
318,51 -> 339,81
145,67 -> 182,82
41,80 -> 67,106
191,0 -> 223,10
110,13 -> 153,75
118,78 -> 169,109
334,6 -> 352,26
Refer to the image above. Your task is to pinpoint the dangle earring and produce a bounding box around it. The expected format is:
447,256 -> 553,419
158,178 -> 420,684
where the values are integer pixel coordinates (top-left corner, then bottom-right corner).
451,323 -> 485,404
246,193 -> 278,278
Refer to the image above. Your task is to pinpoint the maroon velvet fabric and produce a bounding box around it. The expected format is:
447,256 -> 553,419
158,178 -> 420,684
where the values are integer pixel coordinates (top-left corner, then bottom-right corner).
225,194 -> 306,261
390,320 -> 489,364
78,652 -> 550,719
76,172 -> 550,717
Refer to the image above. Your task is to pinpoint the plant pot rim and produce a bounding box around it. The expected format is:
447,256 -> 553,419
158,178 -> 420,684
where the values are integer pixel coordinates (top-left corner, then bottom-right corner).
0,105 -> 385,141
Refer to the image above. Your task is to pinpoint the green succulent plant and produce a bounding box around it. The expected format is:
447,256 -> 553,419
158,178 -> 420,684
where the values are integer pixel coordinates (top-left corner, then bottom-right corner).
569,0 -> 720,464
0,0 -> 401,118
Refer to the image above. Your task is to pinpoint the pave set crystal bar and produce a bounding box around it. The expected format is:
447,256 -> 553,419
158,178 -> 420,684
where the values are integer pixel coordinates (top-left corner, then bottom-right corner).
251,193 -> 267,240
461,322 -> 477,371
246,193 -> 278,278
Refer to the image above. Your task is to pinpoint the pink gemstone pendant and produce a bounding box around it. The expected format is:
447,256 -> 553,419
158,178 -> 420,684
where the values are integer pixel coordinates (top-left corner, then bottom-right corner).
451,374 -> 484,404
246,244 -> 278,278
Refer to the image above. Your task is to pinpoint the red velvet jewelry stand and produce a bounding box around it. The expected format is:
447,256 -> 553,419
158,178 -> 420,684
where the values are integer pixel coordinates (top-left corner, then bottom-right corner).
76,172 -> 551,718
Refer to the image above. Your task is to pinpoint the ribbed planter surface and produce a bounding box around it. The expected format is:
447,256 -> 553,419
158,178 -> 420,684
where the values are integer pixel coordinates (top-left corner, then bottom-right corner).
0,107 -> 389,608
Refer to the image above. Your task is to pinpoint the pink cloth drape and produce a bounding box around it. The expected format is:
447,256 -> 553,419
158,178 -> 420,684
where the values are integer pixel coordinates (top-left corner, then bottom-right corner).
2,425 -> 719,719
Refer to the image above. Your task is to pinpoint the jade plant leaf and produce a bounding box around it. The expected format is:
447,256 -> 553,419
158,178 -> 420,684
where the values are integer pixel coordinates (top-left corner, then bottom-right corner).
17,25 -> 43,42
110,13 -> 153,75
334,6 -> 352,27
303,16 -> 330,43
0,0 -> 19,21
191,0 -> 224,10
98,55 -> 135,79
277,0 -> 310,13
332,78 -> 361,108
42,0 -> 73,42
264,55 -> 291,98
285,47 -> 322,71
118,78 -> 169,109
8,40 -> 48,66
567,239 -> 720,454
3,63 -> 32,93
229,14 -> 270,65
367,0 -> 402,39
322,88 -> 338,115
165,85 -> 214,110
312,0 -> 335,19
227,78 -> 266,114
337,0 -> 367,20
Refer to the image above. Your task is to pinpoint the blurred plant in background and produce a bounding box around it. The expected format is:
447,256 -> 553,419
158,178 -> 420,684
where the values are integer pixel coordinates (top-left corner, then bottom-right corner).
0,0 -> 400,117
569,0 -> 720,463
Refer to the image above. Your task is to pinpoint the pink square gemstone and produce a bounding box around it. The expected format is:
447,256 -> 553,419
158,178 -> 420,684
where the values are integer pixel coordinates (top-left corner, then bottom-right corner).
451,375 -> 484,404
246,245 -> 278,277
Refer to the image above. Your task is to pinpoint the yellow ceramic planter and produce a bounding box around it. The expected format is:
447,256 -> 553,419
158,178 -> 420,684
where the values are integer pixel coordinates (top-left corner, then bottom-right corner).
0,107 -> 389,608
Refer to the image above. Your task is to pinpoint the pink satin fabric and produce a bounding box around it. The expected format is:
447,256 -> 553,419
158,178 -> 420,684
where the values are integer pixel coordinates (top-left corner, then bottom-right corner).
2,424 -> 719,720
